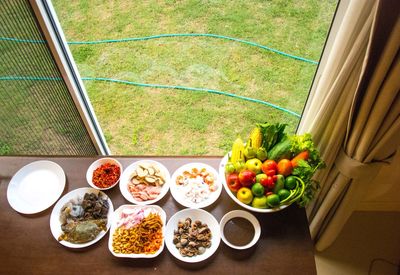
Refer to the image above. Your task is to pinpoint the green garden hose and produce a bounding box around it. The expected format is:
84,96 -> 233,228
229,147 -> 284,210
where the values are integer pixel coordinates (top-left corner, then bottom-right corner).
0,76 -> 301,118
0,33 -> 314,118
0,33 -> 318,64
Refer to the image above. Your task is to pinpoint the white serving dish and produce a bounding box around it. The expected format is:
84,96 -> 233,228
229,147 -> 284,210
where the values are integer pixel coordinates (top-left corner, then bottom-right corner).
7,160 -> 66,214
219,154 -> 289,213
219,210 -> 261,250
165,208 -> 221,263
119,160 -> 170,205
108,204 -> 166,258
86,157 -> 123,190
49,187 -> 114,248
170,163 -> 222,209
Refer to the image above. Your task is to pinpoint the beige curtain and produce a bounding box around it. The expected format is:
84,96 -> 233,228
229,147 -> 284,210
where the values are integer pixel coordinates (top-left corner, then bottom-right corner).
298,0 -> 400,251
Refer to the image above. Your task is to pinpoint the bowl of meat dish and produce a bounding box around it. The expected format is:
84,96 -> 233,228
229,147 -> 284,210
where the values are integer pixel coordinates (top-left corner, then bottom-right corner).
119,160 -> 170,205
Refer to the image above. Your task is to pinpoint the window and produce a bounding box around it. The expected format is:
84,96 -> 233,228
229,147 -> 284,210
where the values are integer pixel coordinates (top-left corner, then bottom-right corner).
0,0 -> 338,156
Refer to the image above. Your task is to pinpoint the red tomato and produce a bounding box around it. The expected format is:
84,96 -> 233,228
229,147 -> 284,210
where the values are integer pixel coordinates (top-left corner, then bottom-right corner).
266,169 -> 276,177
260,176 -> 275,190
277,159 -> 293,177
226,173 -> 242,192
261,160 -> 277,174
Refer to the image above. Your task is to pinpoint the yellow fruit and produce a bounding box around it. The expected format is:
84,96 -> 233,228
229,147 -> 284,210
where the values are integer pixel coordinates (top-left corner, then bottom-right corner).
230,137 -> 245,163
249,127 -> 262,149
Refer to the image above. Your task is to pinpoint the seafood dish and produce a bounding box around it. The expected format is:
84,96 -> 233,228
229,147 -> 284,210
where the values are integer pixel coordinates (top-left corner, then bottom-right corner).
175,167 -> 217,204
58,192 -> 109,244
173,217 -> 212,257
170,163 -> 222,208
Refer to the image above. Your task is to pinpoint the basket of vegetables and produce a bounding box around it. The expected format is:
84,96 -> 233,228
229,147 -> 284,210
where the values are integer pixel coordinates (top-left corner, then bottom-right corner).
219,122 -> 325,213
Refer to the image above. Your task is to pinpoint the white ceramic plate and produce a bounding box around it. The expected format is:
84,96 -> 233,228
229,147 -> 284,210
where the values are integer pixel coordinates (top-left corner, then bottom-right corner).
108,204 -> 166,258
7,160 -> 66,214
119,160 -> 170,205
165,208 -> 221,263
219,210 -> 261,250
86,157 -> 123,190
170,163 -> 222,209
49,187 -> 114,248
219,154 -> 289,213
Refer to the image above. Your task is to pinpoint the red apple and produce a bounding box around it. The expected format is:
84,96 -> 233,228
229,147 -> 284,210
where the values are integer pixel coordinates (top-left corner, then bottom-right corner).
226,173 -> 242,192
238,170 -> 256,187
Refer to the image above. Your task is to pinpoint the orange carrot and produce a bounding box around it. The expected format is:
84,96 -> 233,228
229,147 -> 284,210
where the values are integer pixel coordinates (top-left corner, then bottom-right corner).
291,151 -> 309,168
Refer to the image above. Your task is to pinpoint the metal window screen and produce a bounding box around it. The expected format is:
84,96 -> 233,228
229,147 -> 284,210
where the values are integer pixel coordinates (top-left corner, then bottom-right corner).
0,0 -> 98,155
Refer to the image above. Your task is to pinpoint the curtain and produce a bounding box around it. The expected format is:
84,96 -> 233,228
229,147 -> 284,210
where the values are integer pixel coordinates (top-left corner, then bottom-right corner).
298,0 -> 400,251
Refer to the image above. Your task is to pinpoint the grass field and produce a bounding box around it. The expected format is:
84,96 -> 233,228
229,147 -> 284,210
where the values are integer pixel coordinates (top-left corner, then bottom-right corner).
53,0 -> 337,155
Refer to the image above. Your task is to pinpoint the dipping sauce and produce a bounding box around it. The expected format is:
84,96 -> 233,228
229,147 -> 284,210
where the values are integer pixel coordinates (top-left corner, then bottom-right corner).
223,217 -> 255,246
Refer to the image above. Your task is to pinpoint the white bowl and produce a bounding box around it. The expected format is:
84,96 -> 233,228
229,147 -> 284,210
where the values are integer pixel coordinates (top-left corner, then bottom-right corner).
86,158 -> 122,190
108,204 -> 166,258
219,210 -> 261,250
170,163 -> 222,209
219,154 -> 289,213
119,160 -> 170,205
49,187 -> 114,248
165,208 -> 221,263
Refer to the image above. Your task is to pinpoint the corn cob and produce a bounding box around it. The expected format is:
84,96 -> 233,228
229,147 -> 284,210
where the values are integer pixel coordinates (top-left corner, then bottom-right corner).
230,137 -> 245,163
249,127 -> 262,149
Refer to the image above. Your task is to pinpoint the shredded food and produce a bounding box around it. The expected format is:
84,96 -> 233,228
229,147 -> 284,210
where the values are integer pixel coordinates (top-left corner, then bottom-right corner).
112,212 -> 163,254
92,163 -> 120,188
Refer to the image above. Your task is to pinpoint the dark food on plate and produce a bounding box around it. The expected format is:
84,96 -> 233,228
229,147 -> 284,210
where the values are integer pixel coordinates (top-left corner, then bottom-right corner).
58,192 -> 109,244
223,217 -> 255,246
173,218 -> 211,257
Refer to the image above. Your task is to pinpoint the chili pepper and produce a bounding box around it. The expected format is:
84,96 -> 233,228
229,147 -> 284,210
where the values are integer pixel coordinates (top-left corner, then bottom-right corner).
92,163 -> 121,188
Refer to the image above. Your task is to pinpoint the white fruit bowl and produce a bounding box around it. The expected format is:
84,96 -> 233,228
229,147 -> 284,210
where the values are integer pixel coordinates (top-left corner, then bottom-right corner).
219,154 -> 289,213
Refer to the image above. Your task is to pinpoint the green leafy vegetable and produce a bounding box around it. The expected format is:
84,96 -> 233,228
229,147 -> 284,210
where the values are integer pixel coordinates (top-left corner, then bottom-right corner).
290,133 -> 323,167
289,133 -> 325,206
257,122 -> 287,151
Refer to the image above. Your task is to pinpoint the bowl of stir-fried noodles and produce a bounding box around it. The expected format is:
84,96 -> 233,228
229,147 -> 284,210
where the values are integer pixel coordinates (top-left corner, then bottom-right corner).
108,204 -> 166,258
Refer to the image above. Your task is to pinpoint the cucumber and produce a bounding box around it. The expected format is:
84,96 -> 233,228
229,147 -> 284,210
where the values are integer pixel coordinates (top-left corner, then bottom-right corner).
268,137 -> 292,161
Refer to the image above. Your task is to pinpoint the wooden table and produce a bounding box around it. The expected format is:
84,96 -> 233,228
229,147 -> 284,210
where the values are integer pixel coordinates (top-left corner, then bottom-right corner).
0,156 -> 316,275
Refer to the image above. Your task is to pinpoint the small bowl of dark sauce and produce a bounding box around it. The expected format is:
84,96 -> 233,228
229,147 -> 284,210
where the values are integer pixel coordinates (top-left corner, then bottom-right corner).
220,210 -> 261,250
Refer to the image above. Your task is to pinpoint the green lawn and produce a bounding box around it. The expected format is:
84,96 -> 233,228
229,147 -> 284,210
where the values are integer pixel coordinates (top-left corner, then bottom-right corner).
53,0 -> 337,155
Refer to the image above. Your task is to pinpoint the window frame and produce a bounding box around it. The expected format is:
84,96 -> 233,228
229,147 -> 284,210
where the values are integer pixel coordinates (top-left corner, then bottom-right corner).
29,0 -> 110,155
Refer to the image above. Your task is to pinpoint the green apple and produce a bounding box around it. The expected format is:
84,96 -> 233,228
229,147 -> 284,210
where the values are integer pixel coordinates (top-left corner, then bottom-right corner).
251,182 -> 265,197
236,187 -> 253,204
256,173 -> 268,183
245,158 -> 262,174
252,196 -> 268,208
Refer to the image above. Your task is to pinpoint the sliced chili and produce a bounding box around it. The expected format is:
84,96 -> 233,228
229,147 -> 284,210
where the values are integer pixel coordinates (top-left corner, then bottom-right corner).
92,163 -> 121,188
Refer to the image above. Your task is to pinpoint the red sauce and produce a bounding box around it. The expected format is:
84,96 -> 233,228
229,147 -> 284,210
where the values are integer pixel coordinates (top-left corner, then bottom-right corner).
92,163 -> 120,188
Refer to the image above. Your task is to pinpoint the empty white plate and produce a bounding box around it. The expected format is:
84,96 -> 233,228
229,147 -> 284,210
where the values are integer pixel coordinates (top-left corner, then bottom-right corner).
7,160 -> 66,214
